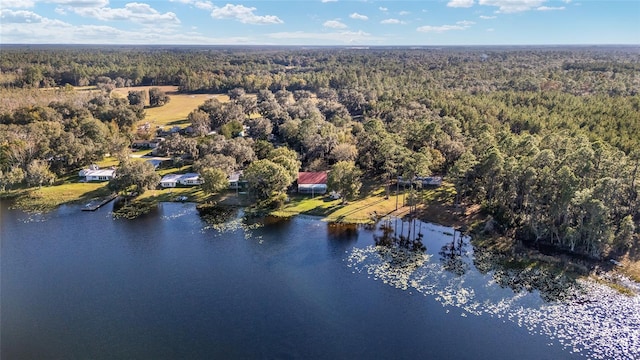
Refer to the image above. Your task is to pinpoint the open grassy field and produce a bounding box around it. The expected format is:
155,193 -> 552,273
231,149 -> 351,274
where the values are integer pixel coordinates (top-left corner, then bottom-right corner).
272,182 -> 458,224
111,85 -> 230,129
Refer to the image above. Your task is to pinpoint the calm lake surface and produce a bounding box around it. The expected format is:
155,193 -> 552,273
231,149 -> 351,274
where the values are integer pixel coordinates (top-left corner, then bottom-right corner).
1,200 -> 638,359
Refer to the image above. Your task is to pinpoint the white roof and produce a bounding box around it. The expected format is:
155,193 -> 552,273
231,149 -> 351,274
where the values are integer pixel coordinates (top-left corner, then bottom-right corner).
229,171 -> 242,182
180,173 -> 200,180
161,173 -> 201,183
83,169 -> 115,177
161,174 -> 182,183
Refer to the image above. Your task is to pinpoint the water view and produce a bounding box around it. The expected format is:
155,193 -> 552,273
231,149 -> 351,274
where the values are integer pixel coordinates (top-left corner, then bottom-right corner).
1,200 -> 638,359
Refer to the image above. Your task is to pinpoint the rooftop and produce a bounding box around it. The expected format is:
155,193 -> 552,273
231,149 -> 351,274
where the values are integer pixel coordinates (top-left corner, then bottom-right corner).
298,172 -> 327,185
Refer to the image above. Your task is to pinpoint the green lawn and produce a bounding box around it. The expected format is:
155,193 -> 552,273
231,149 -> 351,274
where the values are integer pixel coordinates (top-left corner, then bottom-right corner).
14,182 -> 112,212
136,185 -> 208,203
272,182 -> 457,224
96,156 -> 119,168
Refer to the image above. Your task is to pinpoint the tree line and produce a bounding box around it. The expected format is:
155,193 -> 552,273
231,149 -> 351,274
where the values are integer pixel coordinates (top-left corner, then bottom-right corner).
0,45 -> 638,259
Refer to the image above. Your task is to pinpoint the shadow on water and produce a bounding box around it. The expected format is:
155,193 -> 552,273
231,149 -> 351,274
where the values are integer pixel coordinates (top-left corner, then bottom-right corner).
327,222 -> 359,243
327,222 -> 359,255
196,203 -> 239,226
258,215 -> 294,228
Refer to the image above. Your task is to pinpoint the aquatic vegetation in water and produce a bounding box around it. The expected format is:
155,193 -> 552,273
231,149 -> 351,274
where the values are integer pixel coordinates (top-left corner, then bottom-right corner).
199,206 -> 263,239
346,241 -> 640,360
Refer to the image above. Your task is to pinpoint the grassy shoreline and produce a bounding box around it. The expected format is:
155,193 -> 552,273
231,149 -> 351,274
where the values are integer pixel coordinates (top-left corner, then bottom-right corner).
5,182 -> 114,213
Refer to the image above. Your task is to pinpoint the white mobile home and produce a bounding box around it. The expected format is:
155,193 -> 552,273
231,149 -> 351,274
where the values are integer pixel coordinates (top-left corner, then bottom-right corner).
79,165 -> 116,182
160,173 -> 203,188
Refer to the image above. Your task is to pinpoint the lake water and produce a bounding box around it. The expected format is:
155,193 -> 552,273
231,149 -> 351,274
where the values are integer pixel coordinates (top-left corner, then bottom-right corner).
1,200 -> 638,359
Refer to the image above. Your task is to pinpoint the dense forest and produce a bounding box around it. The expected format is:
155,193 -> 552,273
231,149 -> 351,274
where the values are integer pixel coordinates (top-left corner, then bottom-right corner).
0,45 -> 638,259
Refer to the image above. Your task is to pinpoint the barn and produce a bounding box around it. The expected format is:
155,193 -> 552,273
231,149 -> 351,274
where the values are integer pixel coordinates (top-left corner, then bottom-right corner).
297,172 -> 328,196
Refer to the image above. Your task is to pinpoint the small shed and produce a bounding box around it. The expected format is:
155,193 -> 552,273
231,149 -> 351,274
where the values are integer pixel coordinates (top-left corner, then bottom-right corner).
418,176 -> 443,186
297,172 -> 328,195
229,171 -> 243,189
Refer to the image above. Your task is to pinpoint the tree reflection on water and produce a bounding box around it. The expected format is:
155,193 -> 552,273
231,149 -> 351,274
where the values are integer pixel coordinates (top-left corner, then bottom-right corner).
472,242 -> 581,302
373,216 -> 580,302
372,217 -> 427,272
439,230 -> 470,277
374,218 -> 426,253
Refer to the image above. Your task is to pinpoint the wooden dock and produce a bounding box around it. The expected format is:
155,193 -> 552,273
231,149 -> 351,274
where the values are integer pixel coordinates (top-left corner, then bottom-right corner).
82,194 -> 118,211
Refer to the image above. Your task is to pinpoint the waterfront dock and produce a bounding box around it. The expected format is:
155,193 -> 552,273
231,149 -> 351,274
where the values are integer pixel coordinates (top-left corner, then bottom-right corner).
82,194 -> 118,211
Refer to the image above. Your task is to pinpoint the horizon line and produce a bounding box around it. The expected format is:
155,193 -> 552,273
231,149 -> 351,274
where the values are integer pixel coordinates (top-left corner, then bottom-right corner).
1,43 -> 639,48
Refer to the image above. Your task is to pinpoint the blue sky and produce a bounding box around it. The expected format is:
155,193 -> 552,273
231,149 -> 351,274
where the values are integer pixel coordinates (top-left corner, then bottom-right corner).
1,0 -> 638,45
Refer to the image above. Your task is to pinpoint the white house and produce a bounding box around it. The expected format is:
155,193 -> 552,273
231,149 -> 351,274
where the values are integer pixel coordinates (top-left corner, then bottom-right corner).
179,173 -> 203,186
160,173 -> 203,188
79,165 -> 116,182
160,174 -> 182,188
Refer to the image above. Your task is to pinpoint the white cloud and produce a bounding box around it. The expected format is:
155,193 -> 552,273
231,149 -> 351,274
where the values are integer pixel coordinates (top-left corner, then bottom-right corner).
0,11 -> 251,44
211,4 -> 283,24
0,9 -> 65,24
321,0 -> 338,2
417,24 -> 466,33
71,3 -> 180,24
170,0 -> 214,11
478,0 -> 546,13
349,12 -> 368,20
479,15 -> 497,19
398,11 -> 410,15
381,18 -> 406,25
194,1 -> 214,11
1,0 -> 35,8
536,6 -> 565,10
48,0 -> 109,7
486,28 -> 495,31
3,0 -> 108,9
447,0 -> 474,8
379,6 -> 388,11
323,19 -> 347,28
417,20 -> 474,33
267,30 -> 379,44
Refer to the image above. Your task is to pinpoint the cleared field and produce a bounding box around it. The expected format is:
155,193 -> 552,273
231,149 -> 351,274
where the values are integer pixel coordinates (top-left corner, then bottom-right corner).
112,86 -> 230,129
143,93 -> 229,129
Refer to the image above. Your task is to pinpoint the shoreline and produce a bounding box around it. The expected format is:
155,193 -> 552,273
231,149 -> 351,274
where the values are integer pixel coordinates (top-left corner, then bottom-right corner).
3,184 -> 639,285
